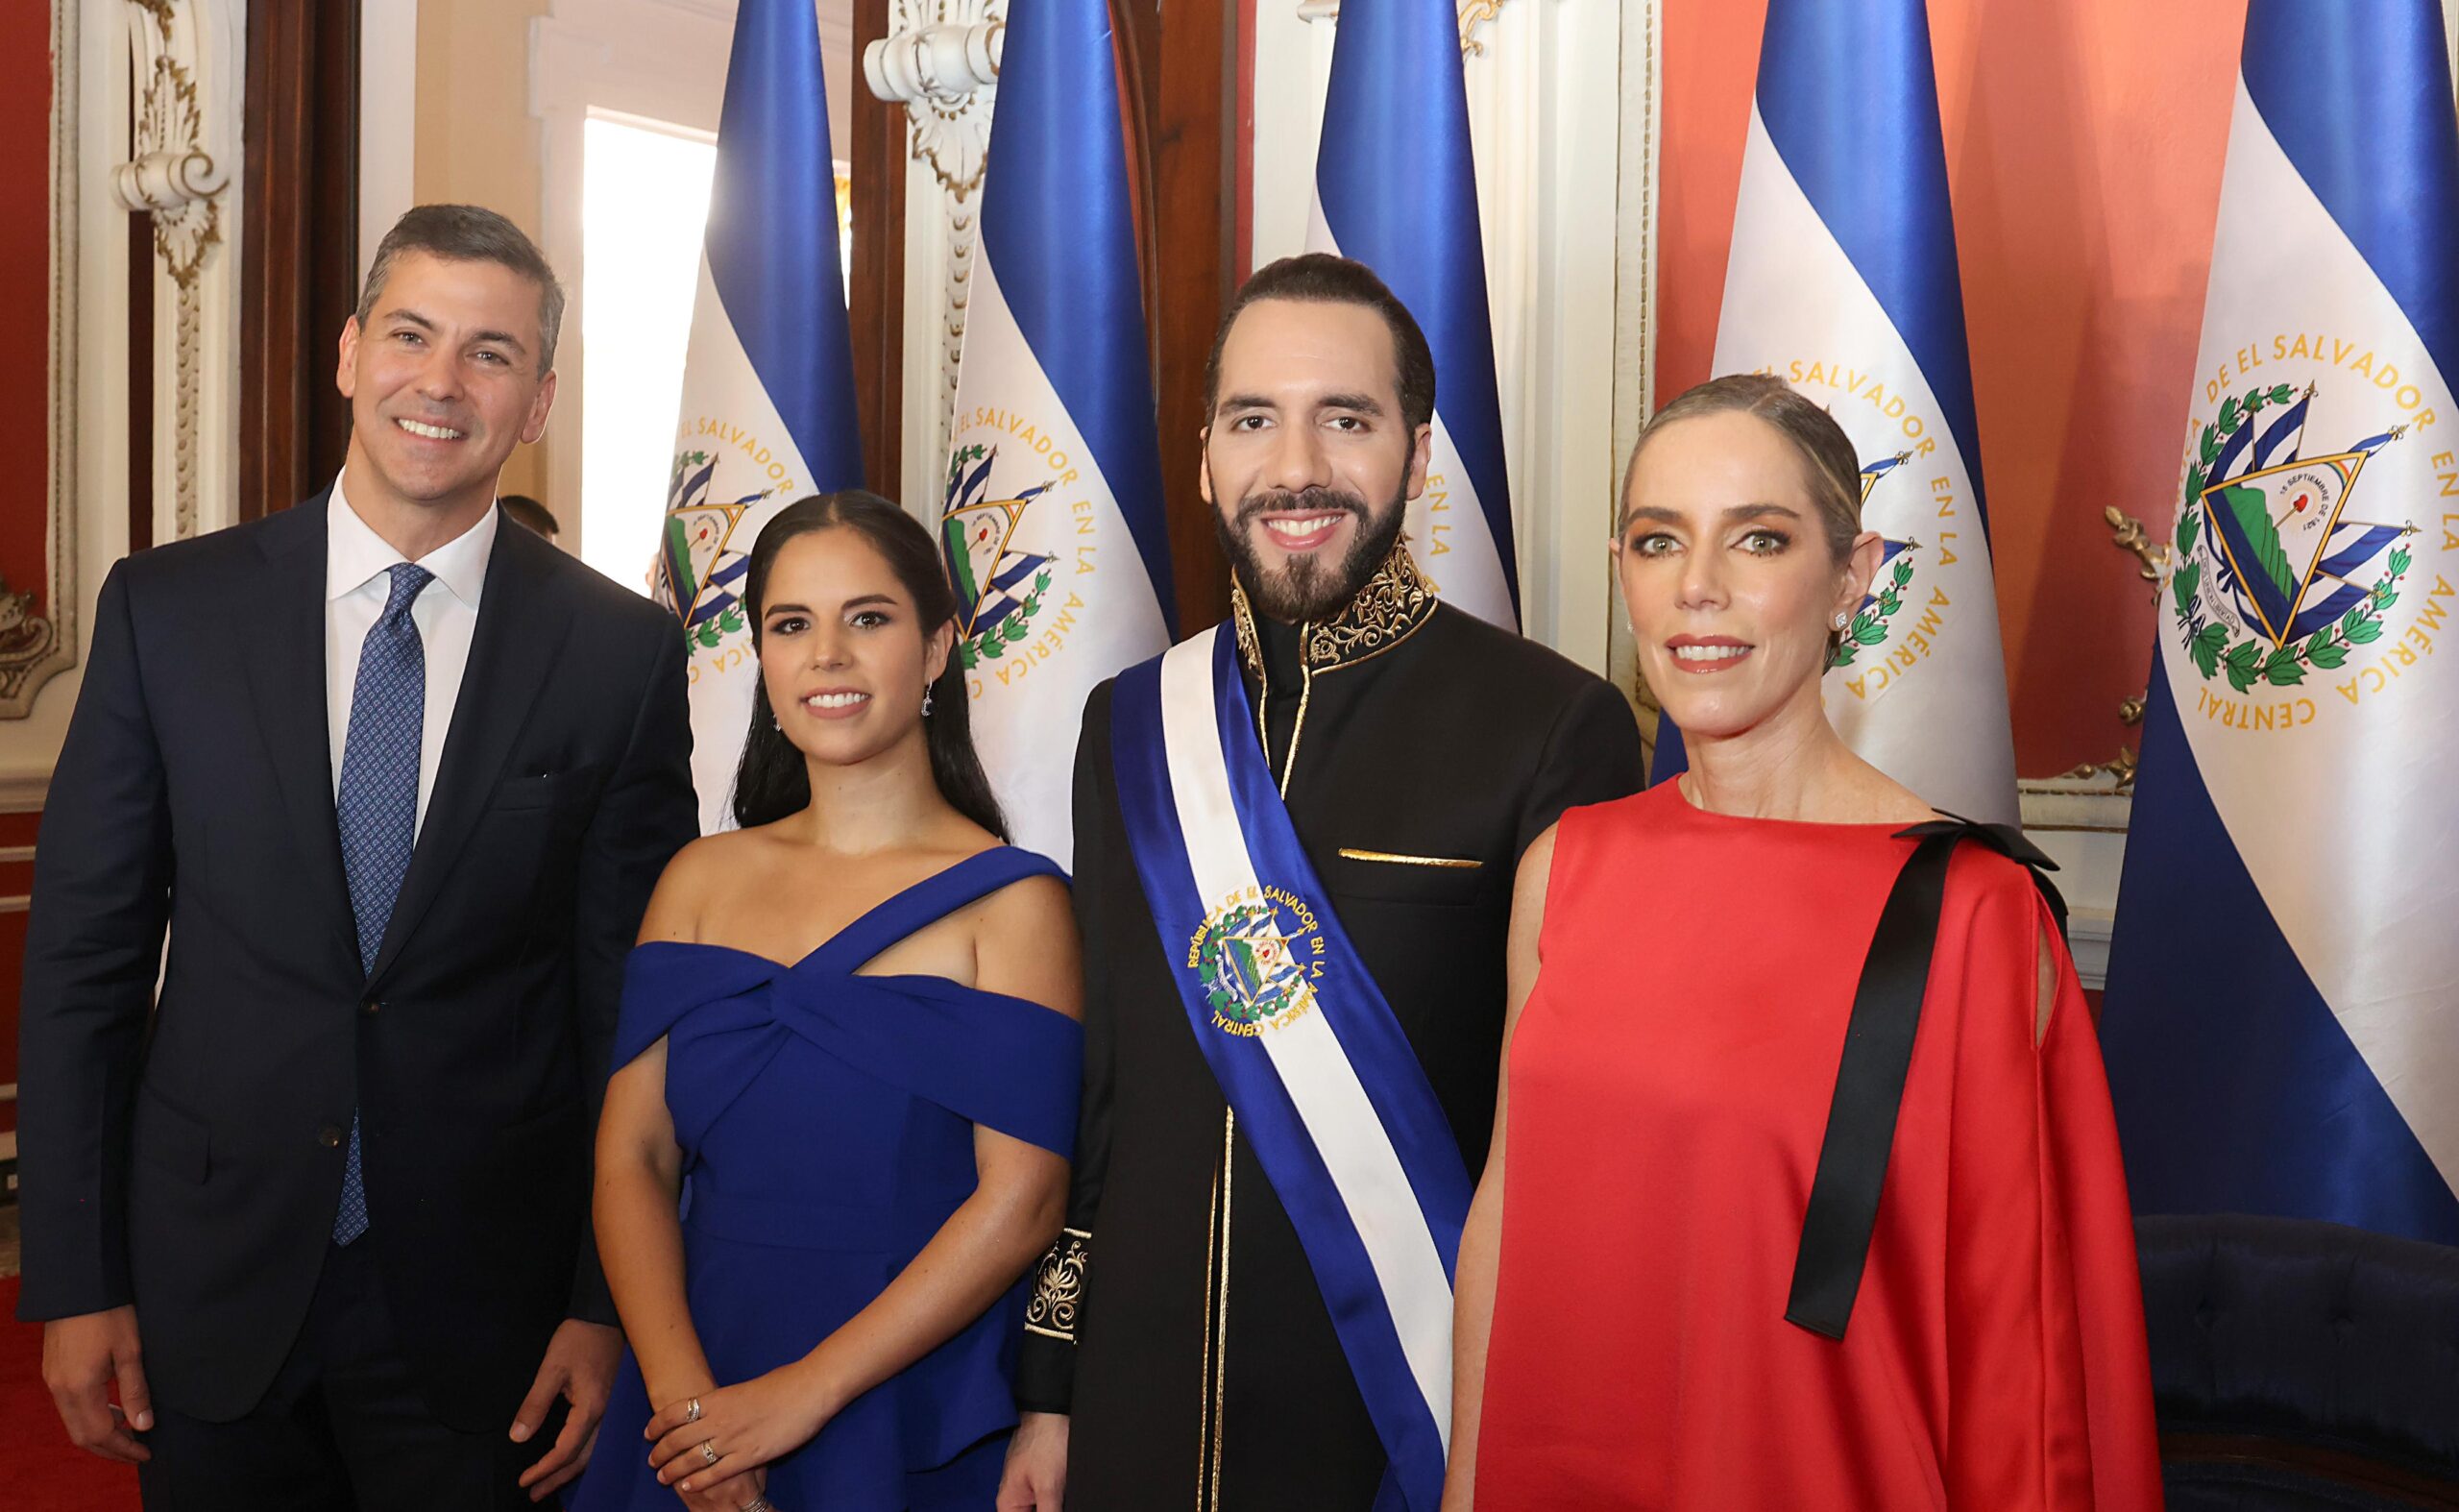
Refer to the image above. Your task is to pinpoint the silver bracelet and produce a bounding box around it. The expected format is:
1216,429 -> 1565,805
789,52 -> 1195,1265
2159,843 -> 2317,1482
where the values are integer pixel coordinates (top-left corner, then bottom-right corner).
737,1497 -> 775,1512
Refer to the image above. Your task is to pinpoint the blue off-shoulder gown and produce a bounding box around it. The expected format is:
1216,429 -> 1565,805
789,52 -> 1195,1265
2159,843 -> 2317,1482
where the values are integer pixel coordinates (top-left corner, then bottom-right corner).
572,847 -> 1081,1511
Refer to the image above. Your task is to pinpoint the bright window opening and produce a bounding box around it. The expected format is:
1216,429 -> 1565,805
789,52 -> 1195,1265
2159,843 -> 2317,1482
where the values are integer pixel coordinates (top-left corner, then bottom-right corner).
581,113 -> 718,592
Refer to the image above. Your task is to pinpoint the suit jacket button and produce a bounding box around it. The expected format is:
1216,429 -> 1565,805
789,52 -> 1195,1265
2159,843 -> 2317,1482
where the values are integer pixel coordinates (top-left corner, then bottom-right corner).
318,1124 -> 345,1148
361,998 -> 381,1016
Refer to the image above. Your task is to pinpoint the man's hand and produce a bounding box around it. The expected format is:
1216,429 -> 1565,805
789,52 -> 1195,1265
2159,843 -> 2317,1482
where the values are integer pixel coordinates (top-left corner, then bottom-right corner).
996,1411 -> 1069,1511
511,1318 -> 623,1502
43,1305 -> 154,1463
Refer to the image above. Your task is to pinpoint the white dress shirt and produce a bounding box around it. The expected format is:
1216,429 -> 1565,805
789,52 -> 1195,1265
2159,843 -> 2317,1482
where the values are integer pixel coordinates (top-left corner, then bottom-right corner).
326,477 -> 499,835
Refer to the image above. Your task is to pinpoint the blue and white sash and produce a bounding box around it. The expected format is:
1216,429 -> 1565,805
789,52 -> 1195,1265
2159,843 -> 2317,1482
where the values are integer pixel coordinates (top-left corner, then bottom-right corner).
1111,626 -> 1473,1512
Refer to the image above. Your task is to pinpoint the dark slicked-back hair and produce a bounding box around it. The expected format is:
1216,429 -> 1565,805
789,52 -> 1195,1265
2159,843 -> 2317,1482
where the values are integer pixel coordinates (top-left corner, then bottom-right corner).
1202,254 -> 1437,434
355,204 -> 568,372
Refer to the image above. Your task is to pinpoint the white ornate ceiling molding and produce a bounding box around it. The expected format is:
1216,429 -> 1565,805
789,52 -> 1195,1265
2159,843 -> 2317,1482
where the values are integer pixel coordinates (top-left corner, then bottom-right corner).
1294,0 -> 1514,56
10,0 -> 83,720
111,0 -> 240,544
865,0 -> 1003,515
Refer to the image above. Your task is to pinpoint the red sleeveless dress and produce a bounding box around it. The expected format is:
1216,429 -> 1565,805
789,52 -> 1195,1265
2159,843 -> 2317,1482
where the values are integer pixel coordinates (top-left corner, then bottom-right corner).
1472,782 -> 2163,1510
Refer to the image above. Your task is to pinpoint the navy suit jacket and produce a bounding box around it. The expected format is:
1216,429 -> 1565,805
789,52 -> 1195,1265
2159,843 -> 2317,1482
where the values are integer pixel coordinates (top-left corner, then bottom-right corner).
14,493 -> 698,1429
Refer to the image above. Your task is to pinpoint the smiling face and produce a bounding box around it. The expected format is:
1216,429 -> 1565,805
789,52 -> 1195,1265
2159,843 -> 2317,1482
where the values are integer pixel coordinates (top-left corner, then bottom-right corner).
1617,409 -> 1881,744
756,524 -> 954,770
1201,297 -> 1429,622
336,250 -> 558,524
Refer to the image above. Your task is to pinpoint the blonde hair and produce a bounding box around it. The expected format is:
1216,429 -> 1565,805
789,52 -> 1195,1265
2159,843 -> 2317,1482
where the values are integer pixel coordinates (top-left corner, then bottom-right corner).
1620,373 -> 1863,566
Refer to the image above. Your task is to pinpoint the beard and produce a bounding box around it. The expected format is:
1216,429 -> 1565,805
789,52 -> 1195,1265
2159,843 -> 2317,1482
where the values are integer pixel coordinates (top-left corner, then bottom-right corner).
1213,478 -> 1410,623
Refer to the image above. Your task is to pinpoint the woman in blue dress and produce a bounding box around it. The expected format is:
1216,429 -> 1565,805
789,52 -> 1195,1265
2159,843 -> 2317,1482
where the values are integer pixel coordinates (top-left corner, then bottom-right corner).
573,492 -> 1083,1512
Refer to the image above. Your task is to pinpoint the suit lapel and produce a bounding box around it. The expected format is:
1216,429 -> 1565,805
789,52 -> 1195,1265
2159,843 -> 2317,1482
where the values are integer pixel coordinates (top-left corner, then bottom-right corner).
241,493 -> 361,967
368,515 -> 572,986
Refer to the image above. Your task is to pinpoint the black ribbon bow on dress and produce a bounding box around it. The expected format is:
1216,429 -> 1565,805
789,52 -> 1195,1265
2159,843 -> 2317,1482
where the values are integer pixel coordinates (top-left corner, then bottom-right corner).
1783,814 -> 2066,1342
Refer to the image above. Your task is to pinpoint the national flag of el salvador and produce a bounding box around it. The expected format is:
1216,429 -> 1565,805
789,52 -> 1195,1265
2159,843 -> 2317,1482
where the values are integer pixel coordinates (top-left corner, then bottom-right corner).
1305,0 -> 1519,631
651,0 -> 864,833
1657,0 -> 2019,828
2101,0 -> 2459,1245
942,0 -> 1175,865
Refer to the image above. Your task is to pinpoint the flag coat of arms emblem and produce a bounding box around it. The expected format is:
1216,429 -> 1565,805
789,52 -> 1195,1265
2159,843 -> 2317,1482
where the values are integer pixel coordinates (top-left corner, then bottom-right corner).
943,0 -> 1175,865
2102,0 -> 2459,1246
650,0 -> 864,833
1691,0 -> 2019,824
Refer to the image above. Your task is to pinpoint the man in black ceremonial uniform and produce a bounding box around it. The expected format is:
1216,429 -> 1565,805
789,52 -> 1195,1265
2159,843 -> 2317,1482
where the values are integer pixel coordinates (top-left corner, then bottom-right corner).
995,255 -> 1643,1511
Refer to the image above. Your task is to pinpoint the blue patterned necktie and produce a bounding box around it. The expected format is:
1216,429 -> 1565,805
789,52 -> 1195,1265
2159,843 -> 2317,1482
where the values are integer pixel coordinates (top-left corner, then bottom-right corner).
331,562 -> 432,1245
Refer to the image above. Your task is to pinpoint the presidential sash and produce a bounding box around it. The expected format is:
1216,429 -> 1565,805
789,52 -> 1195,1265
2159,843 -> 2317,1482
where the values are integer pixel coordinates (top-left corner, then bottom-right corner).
1111,626 -> 1473,1512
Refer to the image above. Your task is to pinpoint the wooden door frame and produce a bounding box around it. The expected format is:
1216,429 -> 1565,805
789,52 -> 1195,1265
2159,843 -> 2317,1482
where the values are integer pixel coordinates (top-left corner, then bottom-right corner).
237,2 -> 360,522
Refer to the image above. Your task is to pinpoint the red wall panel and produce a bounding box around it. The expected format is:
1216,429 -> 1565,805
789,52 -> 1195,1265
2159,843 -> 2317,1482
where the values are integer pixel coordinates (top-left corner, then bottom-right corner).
0,4 -> 55,612
1659,0 -> 2241,775
1,2 -> 50,1134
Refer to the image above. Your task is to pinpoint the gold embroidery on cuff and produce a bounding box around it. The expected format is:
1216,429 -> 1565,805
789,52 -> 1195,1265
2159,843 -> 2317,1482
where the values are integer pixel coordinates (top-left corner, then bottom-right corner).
1024,1228 -> 1089,1343
1335,848 -> 1483,869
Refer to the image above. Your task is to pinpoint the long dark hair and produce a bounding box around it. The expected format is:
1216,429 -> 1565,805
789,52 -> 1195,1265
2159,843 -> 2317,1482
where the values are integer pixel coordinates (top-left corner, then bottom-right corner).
729,491 -> 1008,839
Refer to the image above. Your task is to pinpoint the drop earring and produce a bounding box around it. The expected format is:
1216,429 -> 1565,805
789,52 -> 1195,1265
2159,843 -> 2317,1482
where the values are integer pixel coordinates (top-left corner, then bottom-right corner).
922,682 -> 936,718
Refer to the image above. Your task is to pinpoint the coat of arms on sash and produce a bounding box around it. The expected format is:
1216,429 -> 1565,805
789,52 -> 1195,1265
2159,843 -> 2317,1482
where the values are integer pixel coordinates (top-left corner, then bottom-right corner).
941,444 -> 1059,670
1190,887 -> 1327,1037
2169,383 -> 2416,695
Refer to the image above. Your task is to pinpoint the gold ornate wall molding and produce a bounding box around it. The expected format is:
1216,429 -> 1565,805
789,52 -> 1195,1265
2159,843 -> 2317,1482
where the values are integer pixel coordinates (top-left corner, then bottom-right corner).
110,0 -> 241,546
1608,0 -> 1664,742
864,0 -> 1002,509
11,0 -> 84,719
1294,0 -> 1513,55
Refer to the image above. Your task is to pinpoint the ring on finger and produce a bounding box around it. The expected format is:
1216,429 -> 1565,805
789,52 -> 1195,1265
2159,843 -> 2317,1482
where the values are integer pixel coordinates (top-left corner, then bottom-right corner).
699,1439 -> 721,1467
685,1398 -> 703,1424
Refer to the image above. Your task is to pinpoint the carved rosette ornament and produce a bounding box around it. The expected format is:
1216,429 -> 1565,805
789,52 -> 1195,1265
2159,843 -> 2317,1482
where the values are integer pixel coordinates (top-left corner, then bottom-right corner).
112,0 -> 233,544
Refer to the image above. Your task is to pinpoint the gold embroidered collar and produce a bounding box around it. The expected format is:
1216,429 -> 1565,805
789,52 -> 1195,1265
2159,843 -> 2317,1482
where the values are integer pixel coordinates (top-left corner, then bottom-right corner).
1230,540 -> 1437,678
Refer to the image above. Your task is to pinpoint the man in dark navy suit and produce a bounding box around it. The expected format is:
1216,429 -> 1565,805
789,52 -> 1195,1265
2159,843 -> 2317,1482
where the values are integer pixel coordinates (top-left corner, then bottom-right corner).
17,205 -> 699,1508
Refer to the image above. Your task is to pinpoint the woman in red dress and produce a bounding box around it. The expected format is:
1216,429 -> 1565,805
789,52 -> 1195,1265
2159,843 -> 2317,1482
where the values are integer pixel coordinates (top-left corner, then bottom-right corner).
1445,376 -> 2164,1510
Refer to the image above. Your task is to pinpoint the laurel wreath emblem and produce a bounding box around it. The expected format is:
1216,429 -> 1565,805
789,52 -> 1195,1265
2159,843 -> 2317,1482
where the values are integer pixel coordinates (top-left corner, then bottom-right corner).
2169,382 -> 2405,694
946,443 -> 1058,671
666,449 -> 752,651
1830,554 -> 1916,671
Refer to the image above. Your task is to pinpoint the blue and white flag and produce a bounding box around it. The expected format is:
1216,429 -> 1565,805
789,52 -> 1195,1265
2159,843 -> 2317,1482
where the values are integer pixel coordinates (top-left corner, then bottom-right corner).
1663,0 -> 2018,823
1305,0 -> 1518,631
2101,0 -> 2459,1246
651,0 -> 864,833
1112,628 -> 1472,1512
943,0 -> 1176,865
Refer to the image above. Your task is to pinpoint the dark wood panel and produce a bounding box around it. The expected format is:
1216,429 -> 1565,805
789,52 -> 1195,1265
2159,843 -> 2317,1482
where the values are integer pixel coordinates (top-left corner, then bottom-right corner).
1110,0 -> 1157,340
847,0 -> 905,505
1144,0 -> 1236,634
238,3 -> 359,521
128,214 -> 154,553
